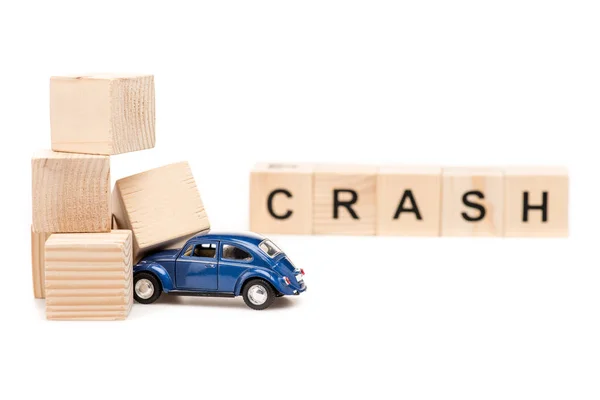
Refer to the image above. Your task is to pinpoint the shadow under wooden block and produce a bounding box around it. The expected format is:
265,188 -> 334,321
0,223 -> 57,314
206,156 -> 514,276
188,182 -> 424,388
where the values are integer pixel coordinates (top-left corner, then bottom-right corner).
112,162 -> 210,261
44,230 -> 133,321
31,227 -> 51,299
313,165 -> 377,235
377,166 -> 442,236
32,150 -> 111,233
504,167 -> 569,237
250,163 -> 314,234
441,168 -> 504,237
50,74 -> 155,155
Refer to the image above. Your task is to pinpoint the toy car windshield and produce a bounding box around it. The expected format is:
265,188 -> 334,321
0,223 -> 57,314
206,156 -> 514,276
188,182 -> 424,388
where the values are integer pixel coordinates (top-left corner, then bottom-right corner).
259,239 -> 281,257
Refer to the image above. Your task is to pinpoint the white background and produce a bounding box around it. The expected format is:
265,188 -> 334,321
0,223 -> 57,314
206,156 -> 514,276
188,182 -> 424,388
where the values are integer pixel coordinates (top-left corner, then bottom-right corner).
0,1 -> 598,399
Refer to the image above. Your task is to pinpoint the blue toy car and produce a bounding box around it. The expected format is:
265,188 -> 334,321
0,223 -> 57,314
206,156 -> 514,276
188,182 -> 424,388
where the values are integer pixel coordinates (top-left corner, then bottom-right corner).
133,231 -> 306,310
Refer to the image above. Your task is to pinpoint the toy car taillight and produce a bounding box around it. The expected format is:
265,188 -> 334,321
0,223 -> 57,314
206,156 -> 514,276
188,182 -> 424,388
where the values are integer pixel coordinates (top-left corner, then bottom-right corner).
283,276 -> 291,285
300,268 -> 305,276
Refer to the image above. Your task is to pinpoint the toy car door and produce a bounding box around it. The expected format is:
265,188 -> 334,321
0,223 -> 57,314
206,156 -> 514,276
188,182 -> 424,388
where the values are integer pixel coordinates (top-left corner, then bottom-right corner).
175,241 -> 219,290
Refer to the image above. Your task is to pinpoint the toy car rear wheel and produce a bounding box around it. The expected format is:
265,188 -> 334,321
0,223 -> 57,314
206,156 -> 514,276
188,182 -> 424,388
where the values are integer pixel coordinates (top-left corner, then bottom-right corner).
134,272 -> 162,304
242,279 -> 275,310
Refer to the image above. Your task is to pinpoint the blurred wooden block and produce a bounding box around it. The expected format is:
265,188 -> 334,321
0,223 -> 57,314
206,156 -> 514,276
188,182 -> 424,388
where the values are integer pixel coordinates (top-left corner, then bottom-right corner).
377,166 -> 442,236
32,150 -> 111,233
50,74 -> 155,155
441,168 -> 504,236
250,163 -> 314,234
504,167 -> 569,237
112,162 -> 210,261
31,227 -> 51,299
313,165 -> 377,235
44,230 -> 133,321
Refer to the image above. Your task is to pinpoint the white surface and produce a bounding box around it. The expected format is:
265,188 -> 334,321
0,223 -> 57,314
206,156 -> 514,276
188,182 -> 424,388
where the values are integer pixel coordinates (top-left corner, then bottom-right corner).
1,1 -> 599,399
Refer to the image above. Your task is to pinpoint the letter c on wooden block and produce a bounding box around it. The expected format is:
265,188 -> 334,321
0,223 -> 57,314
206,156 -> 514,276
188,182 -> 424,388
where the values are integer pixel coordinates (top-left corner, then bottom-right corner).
250,163 -> 314,234
441,168 -> 504,236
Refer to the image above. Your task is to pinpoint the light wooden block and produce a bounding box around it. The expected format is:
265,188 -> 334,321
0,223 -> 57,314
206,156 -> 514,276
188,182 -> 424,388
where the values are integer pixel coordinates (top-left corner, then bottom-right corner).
31,227 -> 51,299
313,165 -> 377,235
441,168 -> 504,236
32,150 -> 111,233
112,162 -> 210,261
44,230 -> 133,321
504,167 -> 569,237
50,74 -> 155,155
250,163 -> 313,234
377,166 -> 442,236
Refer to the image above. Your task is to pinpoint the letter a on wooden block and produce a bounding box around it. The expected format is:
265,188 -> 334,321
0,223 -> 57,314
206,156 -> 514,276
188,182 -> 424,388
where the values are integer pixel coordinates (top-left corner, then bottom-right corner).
377,166 -> 442,236
504,167 -> 569,237
314,165 -> 377,235
441,168 -> 504,236
112,162 -> 210,261
50,74 -> 155,155
44,230 -> 133,321
250,163 -> 314,234
31,226 -> 51,299
32,150 -> 111,233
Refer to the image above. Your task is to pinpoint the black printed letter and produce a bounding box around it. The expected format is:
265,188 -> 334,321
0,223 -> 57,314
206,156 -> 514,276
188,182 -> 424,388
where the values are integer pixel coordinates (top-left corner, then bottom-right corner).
267,189 -> 293,220
393,190 -> 422,220
523,191 -> 548,222
461,191 -> 486,222
333,189 -> 359,219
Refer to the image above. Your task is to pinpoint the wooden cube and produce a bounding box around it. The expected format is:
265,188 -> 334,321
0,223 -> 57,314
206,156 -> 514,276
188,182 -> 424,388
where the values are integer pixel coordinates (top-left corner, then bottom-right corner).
50,74 -> 155,155
504,167 -> 569,237
31,227 -> 51,299
441,168 -> 504,236
313,165 -> 377,235
45,230 -> 133,321
377,166 -> 442,236
250,163 -> 314,234
32,150 -> 111,233
112,162 -> 210,260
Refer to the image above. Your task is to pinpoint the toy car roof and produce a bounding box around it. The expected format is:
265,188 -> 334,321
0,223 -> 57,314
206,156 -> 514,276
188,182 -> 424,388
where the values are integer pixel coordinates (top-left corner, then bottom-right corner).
192,231 -> 267,245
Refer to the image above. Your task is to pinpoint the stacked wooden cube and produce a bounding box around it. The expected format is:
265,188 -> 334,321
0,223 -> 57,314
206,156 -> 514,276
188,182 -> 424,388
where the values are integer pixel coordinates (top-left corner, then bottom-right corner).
31,74 -> 156,320
31,74 -> 212,320
250,164 -> 569,237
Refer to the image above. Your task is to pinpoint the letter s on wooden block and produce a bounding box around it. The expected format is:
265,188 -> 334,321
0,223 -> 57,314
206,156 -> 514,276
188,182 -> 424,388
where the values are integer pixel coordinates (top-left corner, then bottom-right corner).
249,163 -> 314,234
504,167 -> 568,237
377,166 -> 442,236
313,165 -> 377,235
441,168 -> 504,236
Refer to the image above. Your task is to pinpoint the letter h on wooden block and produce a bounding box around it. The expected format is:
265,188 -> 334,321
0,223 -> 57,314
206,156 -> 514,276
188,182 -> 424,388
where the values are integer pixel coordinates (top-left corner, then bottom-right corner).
50,74 -> 155,155
441,168 -> 504,236
504,167 -> 568,237
377,166 -> 442,236
250,163 -> 314,234
313,165 -> 377,235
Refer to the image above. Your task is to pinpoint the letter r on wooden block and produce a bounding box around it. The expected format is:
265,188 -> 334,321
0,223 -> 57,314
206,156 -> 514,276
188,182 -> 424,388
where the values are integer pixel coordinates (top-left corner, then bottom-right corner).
313,165 -> 377,235
504,167 -> 568,237
377,166 -> 442,236
250,163 -> 314,234
441,168 -> 504,236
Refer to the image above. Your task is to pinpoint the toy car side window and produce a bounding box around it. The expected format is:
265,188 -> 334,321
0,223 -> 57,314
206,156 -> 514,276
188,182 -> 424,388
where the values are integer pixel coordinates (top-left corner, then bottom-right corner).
183,244 -> 194,257
193,243 -> 217,258
222,245 -> 252,261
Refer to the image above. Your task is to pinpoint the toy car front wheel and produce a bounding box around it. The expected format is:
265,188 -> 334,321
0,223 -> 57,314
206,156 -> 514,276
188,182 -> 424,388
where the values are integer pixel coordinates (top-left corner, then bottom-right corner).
134,272 -> 162,304
242,279 -> 275,310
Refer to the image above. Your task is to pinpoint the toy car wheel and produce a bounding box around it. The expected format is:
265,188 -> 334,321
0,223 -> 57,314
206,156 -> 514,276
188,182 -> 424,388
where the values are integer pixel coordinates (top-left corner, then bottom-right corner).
242,279 -> 275,310
134,272 -> 162,304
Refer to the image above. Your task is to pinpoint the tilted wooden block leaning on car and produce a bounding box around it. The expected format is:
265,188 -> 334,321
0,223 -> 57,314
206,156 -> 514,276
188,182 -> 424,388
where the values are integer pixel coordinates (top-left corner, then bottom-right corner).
249,164 -> 569,237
